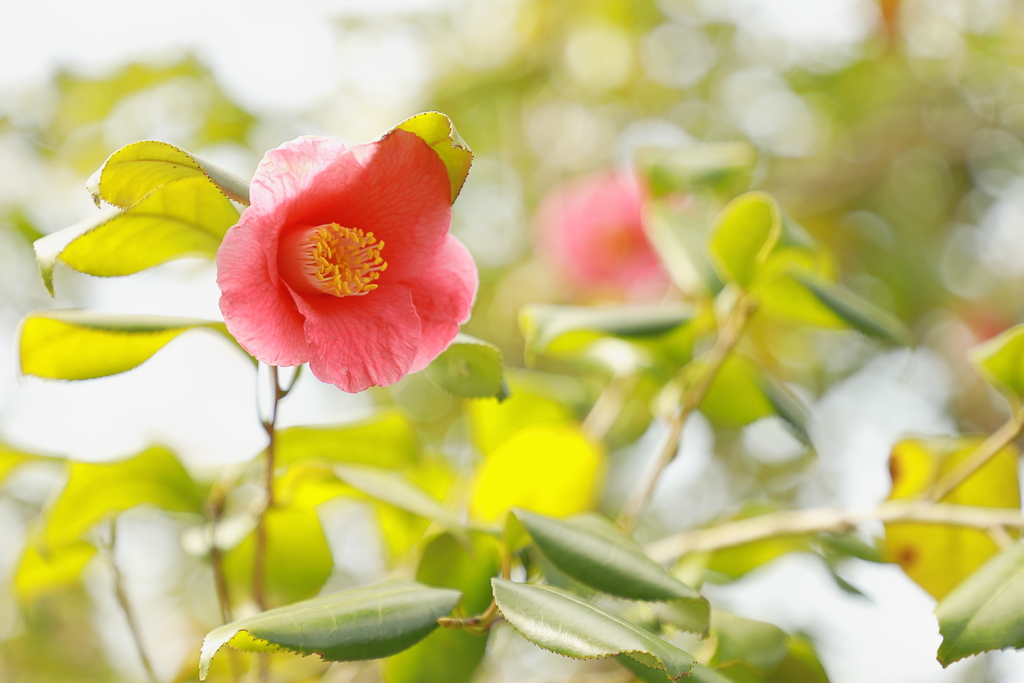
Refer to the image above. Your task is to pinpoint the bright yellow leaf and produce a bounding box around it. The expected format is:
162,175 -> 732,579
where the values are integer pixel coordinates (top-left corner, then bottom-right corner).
469,389 -> 570,456
15,541 -> 96,602
394,112 -> 473,203
470,423 -> 604,523
885,437 -> 1021,599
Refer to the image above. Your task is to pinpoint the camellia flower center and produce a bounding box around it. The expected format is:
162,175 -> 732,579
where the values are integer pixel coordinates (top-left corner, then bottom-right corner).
287,222 -> 387,297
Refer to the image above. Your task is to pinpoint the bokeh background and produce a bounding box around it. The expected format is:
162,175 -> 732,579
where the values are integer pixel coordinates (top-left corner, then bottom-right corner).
3,0 -> 1024,681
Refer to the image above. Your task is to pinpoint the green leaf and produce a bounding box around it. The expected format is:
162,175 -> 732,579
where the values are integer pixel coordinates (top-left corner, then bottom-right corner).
385,628 -> 488,683
199,581 -> 462,680
707,192 -> 782,287
34,175 -> 239,295
394,112 -> 473,203
276,410 -> 419,469
15,540 -> 96,602
86,139 -> 250,208
698,355 -> 775,428
757,375 -> 812,445
514,510 -> 708,633
643,199 -> 720,295
334,463 -> 466,542
520,304 -> 693,363
44,446 -> 203,548
970,324 -> 1024,410
791,273 -> 912,346
385,531 -> 500,683
491,579 -> 695,681
223,505 -> 334,606
711,611 -> 788,672
424,333 -> 509,401
19,310 -> 236,380
936,543 -> 1024,666
618,657 -> 734,683
635,141 -> 758,199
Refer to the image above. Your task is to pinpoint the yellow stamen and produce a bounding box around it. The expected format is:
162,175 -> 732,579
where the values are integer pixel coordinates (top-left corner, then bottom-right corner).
298,223 -> 387,297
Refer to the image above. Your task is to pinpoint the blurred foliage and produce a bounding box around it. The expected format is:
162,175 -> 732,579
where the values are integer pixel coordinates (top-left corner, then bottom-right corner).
6,0 -> 1024,681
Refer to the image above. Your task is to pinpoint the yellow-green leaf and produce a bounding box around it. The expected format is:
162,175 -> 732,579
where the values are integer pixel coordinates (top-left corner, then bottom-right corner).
636,141 -> 757,199
971,324 -> 1024,410
34,175 -> 239,295
276,410 -> 420,469
470,423 -> 603,523
393,112 -> 473,203
698,355 -> 775,428
885,437 -> 1021,599
19,310 -> 236,380
791,273 -> 912,346
424,333 -> 509,401
15,540 -> 96,602
86,139 -> 250,208
43,446 -> 203,549
707,192 -> 782,287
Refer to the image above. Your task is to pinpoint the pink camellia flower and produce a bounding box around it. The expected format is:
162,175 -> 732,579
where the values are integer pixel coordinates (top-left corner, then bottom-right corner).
536,172 -> 667,300
216,128 -> 477,393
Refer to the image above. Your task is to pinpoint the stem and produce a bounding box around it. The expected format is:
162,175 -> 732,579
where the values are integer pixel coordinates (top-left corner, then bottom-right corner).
437,600 -> 500,632
582,373 -> 638,443
618,295 -> 754,532
106,522 -> 159,683
253,365 -> 282,613
645,501 -> 1024,563
924,411 -> 1024,502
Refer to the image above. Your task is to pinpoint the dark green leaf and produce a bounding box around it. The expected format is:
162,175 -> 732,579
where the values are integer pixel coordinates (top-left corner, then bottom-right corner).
711,612 -> 788,672
936,543 -> 1024,666
199,581 -> 462,679
514,510 -> 708,633
491,579 -> 695,680
791,274 -> 912,346
757,375 -> 812,445
618,657 -> 734,683
424,333 -> 509,401
520,304 -> 693,363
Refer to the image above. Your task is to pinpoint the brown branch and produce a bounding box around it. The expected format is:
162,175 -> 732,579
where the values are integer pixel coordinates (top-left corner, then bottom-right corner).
253,365 -> 282,613
645,501 -> 1024,563
618,295 -> 755,532
106,522 -> 158,683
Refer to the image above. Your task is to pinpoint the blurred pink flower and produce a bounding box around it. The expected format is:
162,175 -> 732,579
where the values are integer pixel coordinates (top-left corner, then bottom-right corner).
535,172 -> 667,300
216,130 -> 477,393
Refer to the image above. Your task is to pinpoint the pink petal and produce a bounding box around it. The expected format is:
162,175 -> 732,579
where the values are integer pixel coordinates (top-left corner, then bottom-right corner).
293,284 -> 422,392
248,136 -> 352,222
405,236 -> 479,373
217,209 -> 310,366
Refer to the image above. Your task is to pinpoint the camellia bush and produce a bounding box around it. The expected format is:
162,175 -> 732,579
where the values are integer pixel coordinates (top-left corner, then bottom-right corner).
6,98 -> 1024,683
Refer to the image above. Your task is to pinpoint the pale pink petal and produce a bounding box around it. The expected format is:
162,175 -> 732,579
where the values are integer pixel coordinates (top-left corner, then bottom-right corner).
217,210 -> 310,366
293,284 -> 422,392
248,136 -> 352,222
405,236 -> 479,373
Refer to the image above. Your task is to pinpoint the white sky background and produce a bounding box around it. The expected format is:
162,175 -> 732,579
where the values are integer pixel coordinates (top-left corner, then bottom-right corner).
0,0 -> 1022,681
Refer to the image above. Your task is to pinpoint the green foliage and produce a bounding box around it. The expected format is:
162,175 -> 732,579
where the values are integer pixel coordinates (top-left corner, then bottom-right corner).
514,509 -> 708,632
385,532 -> 500,683
519,303 -> 693,363
707,192 -> 782,288
34,174 -> 239,295
276,410 -> 420,469
86,139 -> 250,207
424,333 -> 510,401
936,543 -> 1024,666
394,112 -> 473,203
971,324 -> 1024,410
790,274 -> 912,346
635,141 -> 757,199
200,582 -> 462,679
333,463 -> 466,542
42,446 -> 202,549
19,310 -> 235,380
491,579 -> 695,680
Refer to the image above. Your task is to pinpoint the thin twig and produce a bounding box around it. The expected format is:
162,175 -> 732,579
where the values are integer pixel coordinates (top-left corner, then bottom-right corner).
618,295 -> 755,532
253,364 -> 281,612
106,522 -> 159,683
582,373 -> 639,443
207,486 -> 234,625
924,411 -> 1024,502
645,501 -> 1024,563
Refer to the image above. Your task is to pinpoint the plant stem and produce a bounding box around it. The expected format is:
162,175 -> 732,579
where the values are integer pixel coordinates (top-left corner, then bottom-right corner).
253,364 -> 282,613
618,295 -> 754,533
645,501 -> 1024,563
207,486 -> 234,625
582,373 -> 638,443
106,522 -> 159,683
924,411 -> 1024,502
